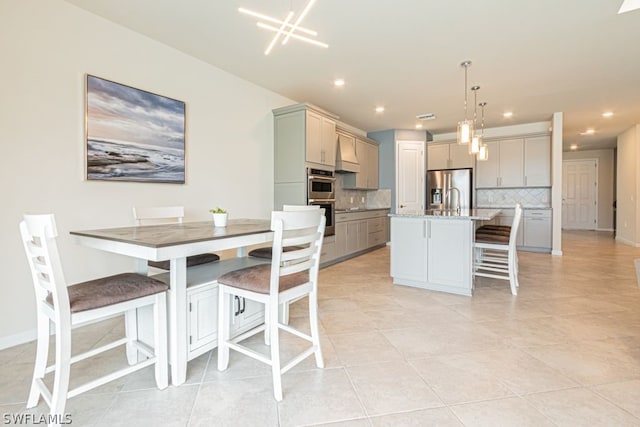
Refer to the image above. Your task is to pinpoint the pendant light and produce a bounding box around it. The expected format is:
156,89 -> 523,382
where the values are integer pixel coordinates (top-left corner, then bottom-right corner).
477,102 -> 489,161
457,61 -> 474,145
469,85 -> 481,154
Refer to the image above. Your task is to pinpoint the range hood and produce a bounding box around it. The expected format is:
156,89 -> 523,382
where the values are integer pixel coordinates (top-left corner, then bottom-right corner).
335,134 -> 361,173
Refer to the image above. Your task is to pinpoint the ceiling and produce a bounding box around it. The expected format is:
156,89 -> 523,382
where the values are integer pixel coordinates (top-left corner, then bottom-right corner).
64,0 -> 640,151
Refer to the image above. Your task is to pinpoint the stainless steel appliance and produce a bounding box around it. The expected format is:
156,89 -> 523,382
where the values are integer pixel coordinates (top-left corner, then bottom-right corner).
307,168 -> 335,236
307,168 -> 335,199
427,168 -> 472,211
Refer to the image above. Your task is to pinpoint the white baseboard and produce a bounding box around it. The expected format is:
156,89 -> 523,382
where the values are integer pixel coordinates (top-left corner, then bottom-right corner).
615,235 -> 640,247
551,249 -> 563,256
596,228 -> 614,232
0,328 -> 36,350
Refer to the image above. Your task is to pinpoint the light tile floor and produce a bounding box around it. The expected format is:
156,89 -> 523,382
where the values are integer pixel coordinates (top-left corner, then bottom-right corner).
2,231 -> 640,426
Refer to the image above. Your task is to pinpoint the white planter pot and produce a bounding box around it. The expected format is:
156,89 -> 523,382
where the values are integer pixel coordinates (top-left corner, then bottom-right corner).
212,213 -> 228,227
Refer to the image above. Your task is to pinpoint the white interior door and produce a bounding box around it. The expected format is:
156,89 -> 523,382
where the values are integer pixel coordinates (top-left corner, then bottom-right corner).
396,140 -> 425,213
562,159 -> 597,229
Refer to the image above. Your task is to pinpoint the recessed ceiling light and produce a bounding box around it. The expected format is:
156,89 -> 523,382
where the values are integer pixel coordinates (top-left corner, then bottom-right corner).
334,79 -> 345,87
415,123 -> 423,129
602,111 -> 614,118
375,106 -> 385,113
570,144 -> 578,150
503,112 -> 513,118
580,129 -> 595,136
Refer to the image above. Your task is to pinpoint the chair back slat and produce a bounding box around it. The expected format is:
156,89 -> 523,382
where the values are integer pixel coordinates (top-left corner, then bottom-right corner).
280,259 -> 314,276
133,206 -> 185,225
280,246 -> 315,262
20,215 -> 70,312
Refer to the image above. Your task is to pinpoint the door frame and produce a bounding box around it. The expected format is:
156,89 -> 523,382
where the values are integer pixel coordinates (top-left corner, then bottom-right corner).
562,158 -> 598,230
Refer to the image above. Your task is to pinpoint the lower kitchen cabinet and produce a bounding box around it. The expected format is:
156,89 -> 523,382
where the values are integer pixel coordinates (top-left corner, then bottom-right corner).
331,209 -> 389,264
390,216 -> 474,295
320,235 -> 336,263
427,219 -> 472,290
523,209 -> 552,250
390,217 -> 427,282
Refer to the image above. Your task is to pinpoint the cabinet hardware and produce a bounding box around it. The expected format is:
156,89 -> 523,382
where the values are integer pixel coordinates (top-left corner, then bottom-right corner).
240,297 -> 246,314
188,302 -> 192,312
234,296 -> 240,316
189,336 -> 192,345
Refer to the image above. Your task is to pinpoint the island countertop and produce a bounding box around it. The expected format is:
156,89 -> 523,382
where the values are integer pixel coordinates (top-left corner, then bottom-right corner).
389,208 -> 501,221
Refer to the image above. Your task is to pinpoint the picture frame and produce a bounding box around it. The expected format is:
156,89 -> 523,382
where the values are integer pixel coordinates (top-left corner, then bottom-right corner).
85,75 -> 186,183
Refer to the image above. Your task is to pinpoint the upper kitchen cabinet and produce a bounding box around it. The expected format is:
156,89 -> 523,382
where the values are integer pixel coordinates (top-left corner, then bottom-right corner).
427,142 -> 474,170
475,138 -> 524,188
476,136 -> 550,188
524,136 -> 551,187
343,137 -> 379,190
273,104 -> 337,176
306,110 -> 336,168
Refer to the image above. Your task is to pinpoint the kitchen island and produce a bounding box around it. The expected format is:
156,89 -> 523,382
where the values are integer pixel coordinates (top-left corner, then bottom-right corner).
389,209 -> 501,296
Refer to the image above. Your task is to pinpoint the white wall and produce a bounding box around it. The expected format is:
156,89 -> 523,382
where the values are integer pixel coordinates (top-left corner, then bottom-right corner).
563,149 -> 615,231
616,125 -> 640,246
0,0 -> 293,347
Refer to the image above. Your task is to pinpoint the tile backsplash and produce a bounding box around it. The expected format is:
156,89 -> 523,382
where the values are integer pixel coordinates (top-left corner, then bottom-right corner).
335,174 -> 391,210
476,188 -> 551,208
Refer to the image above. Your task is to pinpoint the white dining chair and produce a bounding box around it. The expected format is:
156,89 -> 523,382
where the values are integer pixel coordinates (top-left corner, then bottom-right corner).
247,205 -> 319,259
133,206 -> 220,270
473,203 -> 523,295
217,209 -> 326,401
20,214 -> 168,425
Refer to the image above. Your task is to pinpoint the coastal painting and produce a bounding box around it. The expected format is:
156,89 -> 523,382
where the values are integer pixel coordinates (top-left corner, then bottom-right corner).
85,75 -> 185,183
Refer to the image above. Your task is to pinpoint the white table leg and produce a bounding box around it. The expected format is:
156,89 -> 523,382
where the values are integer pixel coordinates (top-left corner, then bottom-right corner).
169,257 -> 188,386
125,258 -> 150,364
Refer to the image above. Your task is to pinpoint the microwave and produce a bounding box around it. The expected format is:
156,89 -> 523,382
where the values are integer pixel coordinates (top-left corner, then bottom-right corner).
307,168 -> 335,200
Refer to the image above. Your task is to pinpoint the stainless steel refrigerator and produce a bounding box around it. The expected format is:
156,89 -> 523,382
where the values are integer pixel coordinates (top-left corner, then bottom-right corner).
427,168 -> 473,210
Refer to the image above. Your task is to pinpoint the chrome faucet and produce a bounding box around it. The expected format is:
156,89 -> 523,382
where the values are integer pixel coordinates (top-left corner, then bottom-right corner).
445,187 -> 461,213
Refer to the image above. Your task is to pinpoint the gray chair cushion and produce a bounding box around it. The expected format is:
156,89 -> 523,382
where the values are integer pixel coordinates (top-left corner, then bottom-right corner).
148,253 -> 220,270
217,264 -> 309,294
248,246 -> 303,260
47,273 -> 168,313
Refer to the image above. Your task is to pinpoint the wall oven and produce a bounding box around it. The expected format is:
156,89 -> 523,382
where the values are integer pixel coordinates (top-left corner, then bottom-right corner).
307,168 -> 335,236
308,199 -> 335,237
308,168 -> 335,199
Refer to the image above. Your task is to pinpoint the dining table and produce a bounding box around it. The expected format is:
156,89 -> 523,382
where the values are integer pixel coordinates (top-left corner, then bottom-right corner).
70,218 -> 273,386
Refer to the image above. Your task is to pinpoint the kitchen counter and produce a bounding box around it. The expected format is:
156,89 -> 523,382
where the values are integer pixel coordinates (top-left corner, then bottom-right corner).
390,208 -> 501,221
335,207 -> 390,213
390,209 -> 500,296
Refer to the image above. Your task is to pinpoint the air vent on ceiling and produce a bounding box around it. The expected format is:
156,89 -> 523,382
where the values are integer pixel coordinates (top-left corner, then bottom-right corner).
416,113 -> 436,120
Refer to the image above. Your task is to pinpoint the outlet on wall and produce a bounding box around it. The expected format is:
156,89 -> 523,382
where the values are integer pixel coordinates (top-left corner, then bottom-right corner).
361,196 -> 365,203
350,197 -> 353,204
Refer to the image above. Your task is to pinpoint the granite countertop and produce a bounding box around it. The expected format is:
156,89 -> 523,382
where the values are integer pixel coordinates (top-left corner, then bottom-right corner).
389,208 -> 501,221
335,207 -> 391,213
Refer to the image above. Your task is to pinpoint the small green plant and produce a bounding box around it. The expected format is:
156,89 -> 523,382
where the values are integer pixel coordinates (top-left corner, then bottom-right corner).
209,207 -> 226,214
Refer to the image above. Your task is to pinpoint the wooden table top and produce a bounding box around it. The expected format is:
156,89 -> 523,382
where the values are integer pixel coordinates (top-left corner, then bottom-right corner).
70,219 -> 271,248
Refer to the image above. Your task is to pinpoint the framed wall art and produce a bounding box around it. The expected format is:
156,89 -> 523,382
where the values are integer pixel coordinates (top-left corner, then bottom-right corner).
85,75 -> 186,183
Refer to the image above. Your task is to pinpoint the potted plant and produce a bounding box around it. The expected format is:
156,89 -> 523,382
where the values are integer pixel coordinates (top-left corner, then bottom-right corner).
209,207 -> 228,227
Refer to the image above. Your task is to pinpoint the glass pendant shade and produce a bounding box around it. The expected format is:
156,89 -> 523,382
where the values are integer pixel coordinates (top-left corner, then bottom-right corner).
478,143 -> 489,161
469,134 -> 481,154
457,120 -> 473,145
